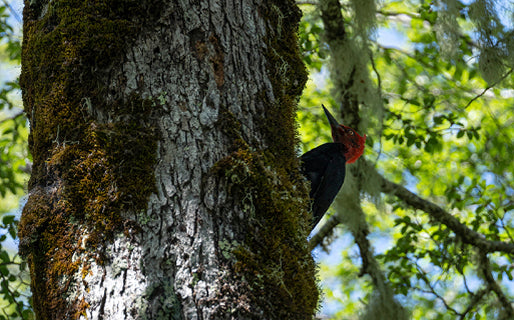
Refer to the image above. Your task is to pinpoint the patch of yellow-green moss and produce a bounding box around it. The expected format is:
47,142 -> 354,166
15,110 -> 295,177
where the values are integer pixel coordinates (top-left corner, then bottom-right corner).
18,0 -> 161,318
211,2 -> 318,317
259,2 -> 309,170
214,146 -> 318,318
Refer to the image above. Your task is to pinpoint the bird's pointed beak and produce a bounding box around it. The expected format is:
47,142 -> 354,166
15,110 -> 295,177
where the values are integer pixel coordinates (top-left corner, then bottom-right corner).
322,105 -> 340,129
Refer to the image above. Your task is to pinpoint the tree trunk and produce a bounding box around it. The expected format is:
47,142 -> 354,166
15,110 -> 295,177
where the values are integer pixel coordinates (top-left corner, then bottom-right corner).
18,1 -> 318,319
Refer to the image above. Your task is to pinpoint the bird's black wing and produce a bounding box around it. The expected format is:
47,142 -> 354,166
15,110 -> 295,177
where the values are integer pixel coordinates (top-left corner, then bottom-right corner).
300,143 -> 346,227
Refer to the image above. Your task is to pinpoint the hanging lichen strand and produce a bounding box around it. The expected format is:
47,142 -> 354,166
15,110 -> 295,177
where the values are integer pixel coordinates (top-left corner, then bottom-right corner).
434,0 -> 514,84
350,0 -> 377,40
433,0 -> 461,58
469,0 -> 507,84
320,0 -> 382,199
318,1 -> 409,319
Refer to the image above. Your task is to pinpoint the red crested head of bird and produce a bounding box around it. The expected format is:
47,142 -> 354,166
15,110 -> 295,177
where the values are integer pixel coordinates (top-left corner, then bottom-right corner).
322,105 -> 366,164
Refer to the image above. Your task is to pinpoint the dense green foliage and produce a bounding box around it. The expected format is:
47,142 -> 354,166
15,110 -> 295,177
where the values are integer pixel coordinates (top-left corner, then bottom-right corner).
0,2 -> 33,319
298,0 -> 514,319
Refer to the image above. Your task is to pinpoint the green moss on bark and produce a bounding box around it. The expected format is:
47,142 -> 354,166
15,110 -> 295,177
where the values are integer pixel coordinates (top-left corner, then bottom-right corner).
18,1 -> 161,318
259,2 -> 309,170
213,1 -> 319,318
214,147 -> 318,318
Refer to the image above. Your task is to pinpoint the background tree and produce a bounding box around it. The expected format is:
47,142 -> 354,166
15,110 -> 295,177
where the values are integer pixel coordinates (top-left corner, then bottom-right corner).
298,0 -> 514,319
16,0 -> 317,319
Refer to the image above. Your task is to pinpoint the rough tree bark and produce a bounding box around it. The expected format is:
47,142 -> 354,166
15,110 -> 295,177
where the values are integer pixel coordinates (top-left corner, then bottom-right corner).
18,1 -> 318,319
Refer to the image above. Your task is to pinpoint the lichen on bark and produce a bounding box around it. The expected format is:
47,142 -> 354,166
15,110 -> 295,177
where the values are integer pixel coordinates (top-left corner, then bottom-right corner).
210,1 -> 319,318
18,0 -> 161,317
19,0 -> 319,318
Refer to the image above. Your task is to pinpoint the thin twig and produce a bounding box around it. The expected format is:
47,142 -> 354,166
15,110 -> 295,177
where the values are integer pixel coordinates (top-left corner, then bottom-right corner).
464,69 -> 513,109
479,252 -> 514,318
1,0 -> 22,23
412,259 -> 462,316
459,287 -> 489,320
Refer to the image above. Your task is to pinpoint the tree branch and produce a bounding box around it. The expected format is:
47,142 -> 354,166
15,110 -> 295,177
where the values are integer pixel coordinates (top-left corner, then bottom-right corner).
479,252 -> 514,318
351,210 -> 373,278
296,0 -> 318,5
309,207 -> 381,284
370,159 -> 514,255
309,154 -> 514,256
376,9 -> 420,19
318,0 -> 346,45
312,160 -> 514,256
309,215 -> 339,251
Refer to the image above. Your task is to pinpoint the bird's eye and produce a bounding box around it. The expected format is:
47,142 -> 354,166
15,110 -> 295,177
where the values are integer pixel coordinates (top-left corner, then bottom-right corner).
348,130 -> 354,136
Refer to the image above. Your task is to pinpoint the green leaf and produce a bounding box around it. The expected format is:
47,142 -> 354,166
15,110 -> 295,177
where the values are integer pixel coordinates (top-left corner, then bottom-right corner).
2,215 -> 14,225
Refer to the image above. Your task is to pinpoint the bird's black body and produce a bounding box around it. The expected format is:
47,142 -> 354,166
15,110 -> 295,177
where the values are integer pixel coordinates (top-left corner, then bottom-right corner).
301,143 -> 347,227
300,105 -> 365,230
